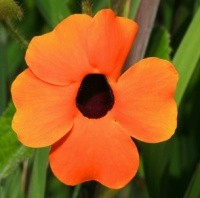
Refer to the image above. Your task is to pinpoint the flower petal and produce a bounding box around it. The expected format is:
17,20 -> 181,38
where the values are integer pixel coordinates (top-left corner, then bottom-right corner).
49,113 -> 139,189
112,57 -> 178,143
87,9 -> 138,80
11,69 -> 79,147
25,14 -> 94,85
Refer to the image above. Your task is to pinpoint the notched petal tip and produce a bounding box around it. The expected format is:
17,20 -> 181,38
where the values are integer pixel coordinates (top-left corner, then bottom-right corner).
49,113 -> 139,189
87,9 -> 138,80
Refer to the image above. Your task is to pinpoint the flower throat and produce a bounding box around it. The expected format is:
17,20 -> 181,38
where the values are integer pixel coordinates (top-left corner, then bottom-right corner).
76,74 -> 114,119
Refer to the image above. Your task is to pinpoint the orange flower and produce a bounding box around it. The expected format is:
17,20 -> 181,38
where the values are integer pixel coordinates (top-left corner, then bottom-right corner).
11,9 -> 178,189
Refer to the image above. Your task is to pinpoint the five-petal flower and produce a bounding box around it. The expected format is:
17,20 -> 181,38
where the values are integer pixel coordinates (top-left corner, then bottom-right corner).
11,9 -> 178,189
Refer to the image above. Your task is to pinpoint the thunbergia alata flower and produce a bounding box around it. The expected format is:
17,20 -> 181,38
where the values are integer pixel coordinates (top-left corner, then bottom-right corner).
11,9 -> 178,189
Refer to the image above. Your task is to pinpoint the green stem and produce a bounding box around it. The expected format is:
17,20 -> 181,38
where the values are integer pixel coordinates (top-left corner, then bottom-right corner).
0,20 -> 28,48
28,148 -> 49,198
124,0 -> 160,70
21,160 -> 28,193
72,185 -> 82,198
81,0 -> 93,16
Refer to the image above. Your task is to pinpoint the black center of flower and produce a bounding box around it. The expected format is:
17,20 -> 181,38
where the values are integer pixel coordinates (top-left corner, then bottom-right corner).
76,74 -> 114,119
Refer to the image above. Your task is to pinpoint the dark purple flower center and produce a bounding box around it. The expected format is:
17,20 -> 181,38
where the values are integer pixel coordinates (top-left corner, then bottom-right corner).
76,74 -> 114,119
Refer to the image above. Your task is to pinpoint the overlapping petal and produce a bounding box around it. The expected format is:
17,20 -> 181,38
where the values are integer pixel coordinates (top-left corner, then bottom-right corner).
87,9 -> 138,80
49,113 -> 139,189
25,14 -> 94,85
25,9 -> 138,85
11,8 -> 179,189
12,69 -> 80,147
112,58 -> 178,143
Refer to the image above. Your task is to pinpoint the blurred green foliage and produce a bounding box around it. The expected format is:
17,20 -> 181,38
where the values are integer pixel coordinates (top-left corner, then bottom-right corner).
0,103 -> 33,180
0,0 -> 200,197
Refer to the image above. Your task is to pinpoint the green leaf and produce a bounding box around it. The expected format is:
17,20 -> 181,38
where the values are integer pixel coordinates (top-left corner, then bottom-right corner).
3,168 -> 24,198
35,0 -> 80,27
28,148 -> 49,198
128,0 -> 141,19
141,7 -> 200,198
160,0 -> 175,31
146,26 -> 171,60
194,0 -> 200,12
139,140 -> 172,197
0,185 -> 4,198
118,0 -> 140,19
184,164 -> 200,198
173,7 -> 200,105
0,103 -> 33,180
72,185 -> 82,198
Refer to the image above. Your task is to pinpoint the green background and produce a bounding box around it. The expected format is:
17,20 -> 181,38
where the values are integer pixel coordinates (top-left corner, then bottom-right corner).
0,0 -> 200,197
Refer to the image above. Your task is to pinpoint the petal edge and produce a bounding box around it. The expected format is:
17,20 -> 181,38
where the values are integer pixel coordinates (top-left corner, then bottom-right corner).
50,113 -> 139,189
11,69 -> 79,147
112,57 -> 178,143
